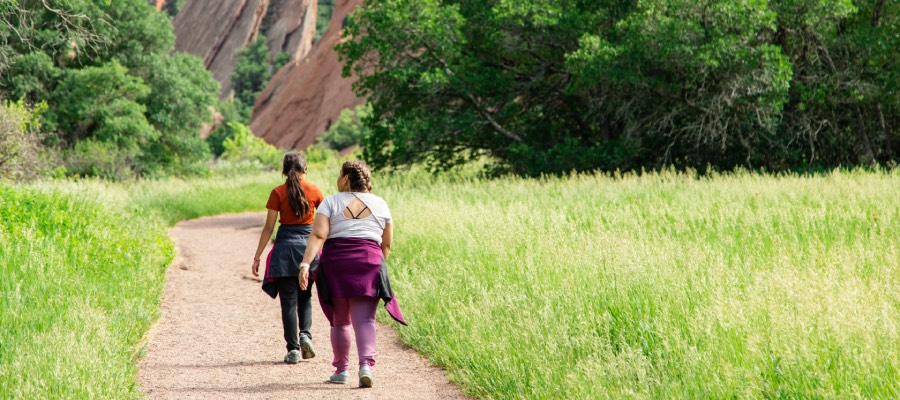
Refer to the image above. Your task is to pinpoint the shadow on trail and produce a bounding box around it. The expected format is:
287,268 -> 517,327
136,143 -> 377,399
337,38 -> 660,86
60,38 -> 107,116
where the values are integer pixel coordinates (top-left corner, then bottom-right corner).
161,381 -> 347,394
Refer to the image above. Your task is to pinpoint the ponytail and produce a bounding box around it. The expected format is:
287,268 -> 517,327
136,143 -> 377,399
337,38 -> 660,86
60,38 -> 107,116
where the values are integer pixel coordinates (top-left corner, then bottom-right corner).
283,153 -> 310,218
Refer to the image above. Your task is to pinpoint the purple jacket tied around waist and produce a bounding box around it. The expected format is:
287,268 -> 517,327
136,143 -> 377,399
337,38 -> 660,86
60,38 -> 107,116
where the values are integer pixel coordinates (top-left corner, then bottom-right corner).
316,237 -> 406,326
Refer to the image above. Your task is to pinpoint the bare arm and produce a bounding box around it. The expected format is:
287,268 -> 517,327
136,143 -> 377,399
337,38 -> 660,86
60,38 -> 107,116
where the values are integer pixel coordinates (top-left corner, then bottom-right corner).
251,210 -> 278,276
299,214 -> 330,290
381,223 -> 393,259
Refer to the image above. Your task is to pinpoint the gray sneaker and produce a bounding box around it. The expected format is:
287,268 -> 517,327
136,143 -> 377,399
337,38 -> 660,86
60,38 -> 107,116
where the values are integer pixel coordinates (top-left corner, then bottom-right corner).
329,370 -> 349,384
358,365 -> 373,388
300,335 -> 316,359
284,350 -> 301,364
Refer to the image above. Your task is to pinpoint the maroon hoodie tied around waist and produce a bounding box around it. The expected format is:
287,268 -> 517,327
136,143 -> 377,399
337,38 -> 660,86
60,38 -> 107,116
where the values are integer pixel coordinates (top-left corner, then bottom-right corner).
310,237 -> 406,326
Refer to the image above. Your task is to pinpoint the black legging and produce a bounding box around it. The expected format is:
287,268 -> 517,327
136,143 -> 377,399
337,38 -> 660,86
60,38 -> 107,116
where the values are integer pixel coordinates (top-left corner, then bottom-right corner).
275,276 -> 313,351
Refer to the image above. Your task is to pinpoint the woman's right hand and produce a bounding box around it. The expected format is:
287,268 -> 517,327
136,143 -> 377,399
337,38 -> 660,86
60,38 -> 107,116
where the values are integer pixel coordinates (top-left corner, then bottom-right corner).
252,258 -> 261,277
299,264 -> 310,290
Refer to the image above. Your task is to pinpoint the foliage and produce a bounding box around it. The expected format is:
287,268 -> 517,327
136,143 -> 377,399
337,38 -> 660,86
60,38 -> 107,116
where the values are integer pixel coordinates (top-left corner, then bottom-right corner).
2,52 -> 59,101
339,0 -> 898,175
86,0 -> 176,72
319,103 -> 371,150
220,121 -> 283,168
231,36 -> 272,122
316,0 -> 335,40
0,0 -> 112,76
273,50 -> 291,72
206,99 -> 243,157
0,100 -> 52,181
0,171 -> 280,398
63,138 -> 138,180
163,0 -> 186,18
138,54 -> 218,177
0,0 -> 219,178
47,60 -> 155,152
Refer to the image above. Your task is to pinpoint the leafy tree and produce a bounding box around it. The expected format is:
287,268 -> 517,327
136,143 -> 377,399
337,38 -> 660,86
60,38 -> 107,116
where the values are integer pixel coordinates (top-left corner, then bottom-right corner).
316,0 -> 335,40
47,60 -> 155,152
232,36 -> 272,121
221,121 -> 283,167
0,0 -> 111,75
207,99 -> 243,157
85,0 -> 176,74
339,0 -> 898,175
273,51 -> 291,72
566,0 -> 793,169
163,0 -> 186,18
0,100 -> 53,181
773,0 -> 898,165
320,104 -> 372,150
2,52 -> 59,101
139,53 -> 219,176
1,0 -> 220,178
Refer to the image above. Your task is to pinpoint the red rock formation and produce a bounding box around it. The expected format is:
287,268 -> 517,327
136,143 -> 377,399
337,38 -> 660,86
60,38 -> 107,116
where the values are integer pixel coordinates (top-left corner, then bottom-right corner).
250,0 -> 365,150
172,0 -> 270,97
264,0 -> 317,63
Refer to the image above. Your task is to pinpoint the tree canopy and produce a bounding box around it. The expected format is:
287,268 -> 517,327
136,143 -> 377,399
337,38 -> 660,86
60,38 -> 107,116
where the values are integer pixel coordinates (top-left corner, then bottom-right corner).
1,0 -> 219,178
339,0 -> 898,175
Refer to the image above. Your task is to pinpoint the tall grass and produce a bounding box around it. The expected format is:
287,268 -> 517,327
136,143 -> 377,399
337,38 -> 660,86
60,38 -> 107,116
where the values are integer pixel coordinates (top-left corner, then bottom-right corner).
369,168 -> 899,399
2,164 -> 897,399
0,172 -> 280,399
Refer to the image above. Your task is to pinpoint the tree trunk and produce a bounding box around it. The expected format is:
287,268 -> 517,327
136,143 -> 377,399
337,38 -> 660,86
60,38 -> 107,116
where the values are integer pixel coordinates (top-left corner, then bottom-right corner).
873,0 -> 885,26
877,104 -> 892,159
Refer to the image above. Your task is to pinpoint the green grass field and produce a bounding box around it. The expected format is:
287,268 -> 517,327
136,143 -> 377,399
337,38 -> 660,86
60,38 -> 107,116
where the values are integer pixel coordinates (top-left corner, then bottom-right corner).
369,169 -> 899,399
1,167 -> 897,398
0,173 -> 280,399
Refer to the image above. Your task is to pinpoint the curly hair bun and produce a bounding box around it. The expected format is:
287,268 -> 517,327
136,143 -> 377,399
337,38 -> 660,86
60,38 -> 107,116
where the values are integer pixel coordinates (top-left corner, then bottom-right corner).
341,160 -> 372,192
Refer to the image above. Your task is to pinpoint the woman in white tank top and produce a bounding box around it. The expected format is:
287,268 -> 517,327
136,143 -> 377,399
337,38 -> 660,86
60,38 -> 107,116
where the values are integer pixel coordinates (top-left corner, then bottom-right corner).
299,160 -> 406,388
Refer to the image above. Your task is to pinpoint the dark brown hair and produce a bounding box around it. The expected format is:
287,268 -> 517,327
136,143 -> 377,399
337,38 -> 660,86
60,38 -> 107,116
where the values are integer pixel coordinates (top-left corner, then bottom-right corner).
283,152 -> 309,218
341,160 -> 372,192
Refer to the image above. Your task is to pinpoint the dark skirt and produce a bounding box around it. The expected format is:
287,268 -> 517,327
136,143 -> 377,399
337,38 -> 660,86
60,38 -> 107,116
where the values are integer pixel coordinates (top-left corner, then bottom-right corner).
262,224 -> 317,299
316,238 -> 407,326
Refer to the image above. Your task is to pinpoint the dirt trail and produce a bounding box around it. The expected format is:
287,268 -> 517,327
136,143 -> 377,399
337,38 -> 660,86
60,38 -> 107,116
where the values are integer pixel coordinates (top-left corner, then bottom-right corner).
139,213 -> 465,399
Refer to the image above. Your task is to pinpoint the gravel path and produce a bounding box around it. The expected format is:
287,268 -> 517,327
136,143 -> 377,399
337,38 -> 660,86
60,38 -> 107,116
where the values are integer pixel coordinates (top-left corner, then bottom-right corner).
139,213 -> 466,399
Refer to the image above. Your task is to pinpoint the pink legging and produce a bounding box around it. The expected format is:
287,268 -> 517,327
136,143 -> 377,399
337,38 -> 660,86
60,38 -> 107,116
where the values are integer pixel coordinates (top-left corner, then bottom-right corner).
330,297 -> 379,372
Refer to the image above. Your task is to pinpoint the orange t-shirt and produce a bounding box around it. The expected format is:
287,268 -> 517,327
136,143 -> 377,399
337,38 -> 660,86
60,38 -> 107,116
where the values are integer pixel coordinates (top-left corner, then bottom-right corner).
265,181 -> 325,225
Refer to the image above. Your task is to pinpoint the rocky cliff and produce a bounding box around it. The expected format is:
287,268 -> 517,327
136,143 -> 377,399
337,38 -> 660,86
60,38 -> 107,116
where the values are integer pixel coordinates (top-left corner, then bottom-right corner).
170,0 -> 320,99
264,0 -> 317,63
250,0 -> 365,150
173,0 -> 269,97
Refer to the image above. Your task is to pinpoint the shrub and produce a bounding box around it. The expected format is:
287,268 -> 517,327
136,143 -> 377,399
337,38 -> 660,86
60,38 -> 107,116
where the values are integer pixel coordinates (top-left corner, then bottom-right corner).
207,99 -> 243,157
319,104 -> 371,151
0,100 -> 53,181
64,139 -> 137,181
47,61 -> 157,162
221,122 -> 283,168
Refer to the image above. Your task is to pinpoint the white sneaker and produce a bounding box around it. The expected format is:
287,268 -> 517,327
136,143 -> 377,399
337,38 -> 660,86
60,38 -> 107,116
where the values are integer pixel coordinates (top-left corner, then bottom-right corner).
300,335 -> 316,359
283,350 -> 301,364
358,365 -> 373,388
329,370 -> 349,384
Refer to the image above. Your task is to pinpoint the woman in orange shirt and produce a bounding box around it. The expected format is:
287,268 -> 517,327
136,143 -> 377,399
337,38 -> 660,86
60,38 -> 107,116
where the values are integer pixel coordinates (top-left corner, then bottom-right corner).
251,152 -> 325,364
